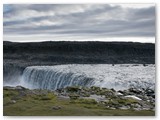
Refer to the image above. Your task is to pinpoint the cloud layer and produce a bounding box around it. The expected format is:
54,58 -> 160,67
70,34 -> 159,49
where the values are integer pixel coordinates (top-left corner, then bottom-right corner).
3,4 -> 155,42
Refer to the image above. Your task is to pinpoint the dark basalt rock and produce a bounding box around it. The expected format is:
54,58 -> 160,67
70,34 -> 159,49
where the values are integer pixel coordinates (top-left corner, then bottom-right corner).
65,86 -> 81,93
3,85 -> 27,90
145,89 -> 154,96
15,86 -> 27,90
128,88 -> 142,94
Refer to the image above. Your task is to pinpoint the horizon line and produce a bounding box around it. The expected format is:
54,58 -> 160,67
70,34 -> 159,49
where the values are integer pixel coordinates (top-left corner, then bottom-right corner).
3,40 -> 155,44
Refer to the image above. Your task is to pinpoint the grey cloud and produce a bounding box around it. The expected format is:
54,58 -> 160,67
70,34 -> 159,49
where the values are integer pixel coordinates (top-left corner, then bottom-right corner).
3,4 -> 155,42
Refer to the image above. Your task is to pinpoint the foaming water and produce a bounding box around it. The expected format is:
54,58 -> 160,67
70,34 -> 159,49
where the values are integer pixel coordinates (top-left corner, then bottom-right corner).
21,64 -> 155,90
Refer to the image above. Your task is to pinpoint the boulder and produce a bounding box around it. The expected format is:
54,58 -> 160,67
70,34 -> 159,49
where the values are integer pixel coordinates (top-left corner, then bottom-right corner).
105,91 -> 115,98
69,93 -> 80,100
118,106 -> 130,110
15,86 -> 27,90
128,88 -> 142,94
145,89 -> 155,97
110,107 -> 116,110
11,100 -> 16,104
133,108 -> 142,111
52,106 -> 61,110
3,86 -> 16,90
84,94 -> 106,102
66,86 -> 80,93
115,92 -> 123,96
124,95 -> 142,101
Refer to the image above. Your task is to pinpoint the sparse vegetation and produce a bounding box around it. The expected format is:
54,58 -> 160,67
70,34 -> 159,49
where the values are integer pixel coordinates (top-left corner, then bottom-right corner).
3,86 -> 155,116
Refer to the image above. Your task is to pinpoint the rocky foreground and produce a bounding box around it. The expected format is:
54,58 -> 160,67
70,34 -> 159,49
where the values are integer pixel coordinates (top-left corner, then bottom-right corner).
3,86 -> 155,116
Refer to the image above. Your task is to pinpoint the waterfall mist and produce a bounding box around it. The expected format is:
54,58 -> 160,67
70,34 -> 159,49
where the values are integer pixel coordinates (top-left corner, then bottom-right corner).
3,64 -> 24,86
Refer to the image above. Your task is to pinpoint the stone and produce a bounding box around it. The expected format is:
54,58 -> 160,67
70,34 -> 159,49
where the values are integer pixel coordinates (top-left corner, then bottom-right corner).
105,91 -> 115,98
110,88 -> 116,92
90,86 -> 101,91
134,103 -> 141,108
15,86 -> 27,90
128,88 -> 142,94
11,100 -> 16,104
81,92 -> 90,97
118,90 -> 129,96
4,86 -> 16,90
110,107 -> 116,110
124,95 -> 142,101
66,86 -> 80,93
133,108 -> 142,111
115,92 -> 123,96
118,106 -> 130,110
84,94 -> 106,102
147,100 -> 150,102
145,89 -> 154,96
99,100 -> 109,104
69,93 -> 80,100
142,107 -> 150,110
151,94 -> 155,98
58,95 -> 70,100
19,91 -> 27,97
52,106 -> 61,110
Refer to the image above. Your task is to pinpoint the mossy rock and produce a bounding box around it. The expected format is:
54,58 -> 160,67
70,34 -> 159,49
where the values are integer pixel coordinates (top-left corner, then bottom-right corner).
105,91 -> 115,98
104,97 -> 139,108
107,99 -> 120,106
69,93 -> 80,100
81,87 -> 90,92
81,93 -> 90,97
90,86 -> 101,91
66,86 -> 80,93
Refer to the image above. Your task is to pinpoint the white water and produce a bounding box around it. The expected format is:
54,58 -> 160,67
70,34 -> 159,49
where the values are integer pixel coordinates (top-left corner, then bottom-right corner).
20,64 -> 155,90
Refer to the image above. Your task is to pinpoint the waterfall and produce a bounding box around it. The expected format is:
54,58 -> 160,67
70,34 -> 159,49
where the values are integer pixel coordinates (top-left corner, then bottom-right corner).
21,66 -> 95,90
21,64 -> 155,90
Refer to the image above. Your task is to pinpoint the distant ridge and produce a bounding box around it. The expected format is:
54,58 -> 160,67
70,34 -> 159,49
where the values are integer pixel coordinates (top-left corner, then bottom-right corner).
3,41 -> 155,66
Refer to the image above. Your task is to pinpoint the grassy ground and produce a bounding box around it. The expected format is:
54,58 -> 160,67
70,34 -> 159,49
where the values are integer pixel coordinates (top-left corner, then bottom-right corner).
3,88 -> 155,116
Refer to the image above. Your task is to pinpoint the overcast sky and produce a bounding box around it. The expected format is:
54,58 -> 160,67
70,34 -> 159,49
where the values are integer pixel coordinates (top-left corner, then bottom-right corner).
3,4 -> 155,43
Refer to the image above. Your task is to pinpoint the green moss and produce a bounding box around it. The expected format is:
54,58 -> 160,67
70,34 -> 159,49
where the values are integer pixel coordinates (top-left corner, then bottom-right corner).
104,97 -> 139,108
40,93 -> 56,100
3,97 -> 12,106
71,98 -> 97,104
4,90 -> 18,97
